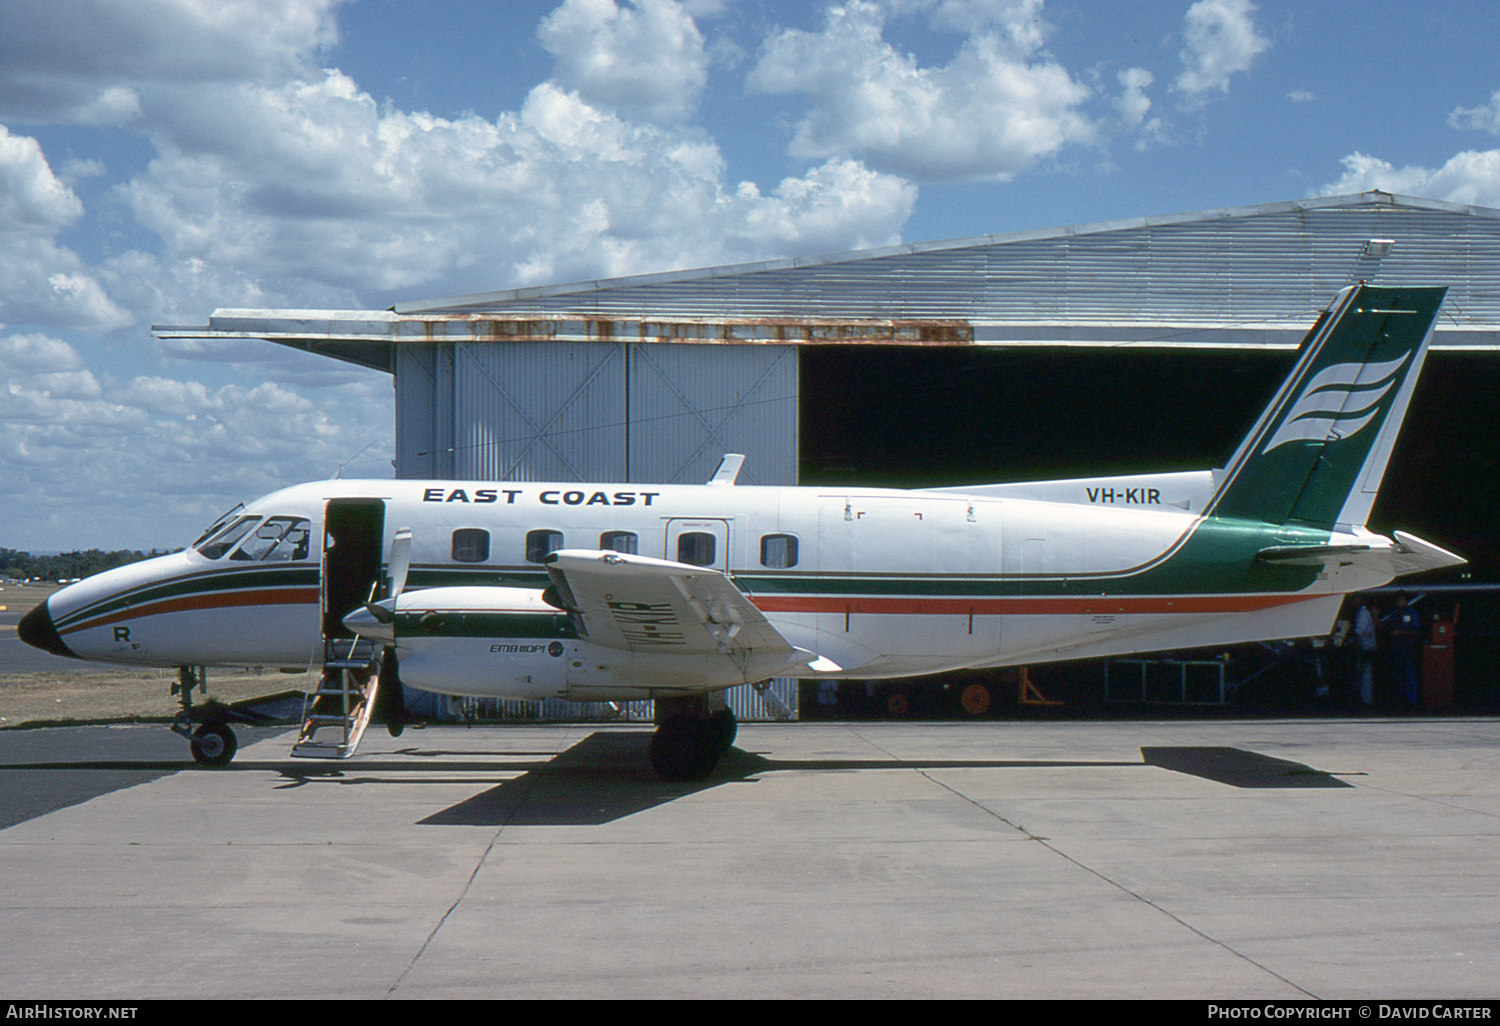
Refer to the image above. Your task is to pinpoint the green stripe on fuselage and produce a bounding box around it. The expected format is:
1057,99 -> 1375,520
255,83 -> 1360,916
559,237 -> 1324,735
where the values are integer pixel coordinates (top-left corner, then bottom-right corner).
55,564 -> 320,629
735,518 -> 1325,598
393,609 -> 576,641
406,567 -> 551,590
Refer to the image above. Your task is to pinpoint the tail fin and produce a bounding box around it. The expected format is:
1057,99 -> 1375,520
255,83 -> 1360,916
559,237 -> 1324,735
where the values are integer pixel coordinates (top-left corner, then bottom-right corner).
1208,284 -> 1446,530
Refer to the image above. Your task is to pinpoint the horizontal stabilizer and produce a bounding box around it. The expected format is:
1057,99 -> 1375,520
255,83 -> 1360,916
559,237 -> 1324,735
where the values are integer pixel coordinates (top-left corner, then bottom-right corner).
1257,542 -> 1372,566
1391,530 -> 1467,577
1257,530 -> 1464,581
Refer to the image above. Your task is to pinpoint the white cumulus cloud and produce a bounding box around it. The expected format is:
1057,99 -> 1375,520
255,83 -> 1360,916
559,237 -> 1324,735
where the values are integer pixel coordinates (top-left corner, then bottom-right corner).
746,0 -> 1096,183
0,0 -> 340,124
1173,0 -> 1269,106
0,329 -> 394,547
0,125 -> 84,230
1320,151 -> 1500,209
0,333 -> 101,399
1450,90 -> 1500,135
538,0 -> 711,126
0,126 -> 133,331
111,69 -> 915,307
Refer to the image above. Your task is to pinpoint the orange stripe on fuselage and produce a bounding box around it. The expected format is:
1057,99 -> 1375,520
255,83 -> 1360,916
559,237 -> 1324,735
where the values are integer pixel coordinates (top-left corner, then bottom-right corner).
750,594 -> 1311,616
59,588 -> 320,636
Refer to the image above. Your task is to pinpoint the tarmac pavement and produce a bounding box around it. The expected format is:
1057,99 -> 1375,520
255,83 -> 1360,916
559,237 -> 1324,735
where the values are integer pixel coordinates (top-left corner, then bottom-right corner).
1,718 -> 1498,1000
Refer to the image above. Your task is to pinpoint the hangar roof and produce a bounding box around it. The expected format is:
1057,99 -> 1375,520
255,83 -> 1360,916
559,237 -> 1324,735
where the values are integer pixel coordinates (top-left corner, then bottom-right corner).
154,191 -> 1500,372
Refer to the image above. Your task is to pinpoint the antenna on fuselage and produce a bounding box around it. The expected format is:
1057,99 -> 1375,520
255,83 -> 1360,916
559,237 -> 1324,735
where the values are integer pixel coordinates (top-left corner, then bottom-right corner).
707,453 -> 746,486
333,440 -> 378,479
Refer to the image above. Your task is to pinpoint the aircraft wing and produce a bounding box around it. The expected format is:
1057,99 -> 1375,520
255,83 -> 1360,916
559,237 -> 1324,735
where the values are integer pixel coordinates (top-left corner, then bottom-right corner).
544,549 -> 812,685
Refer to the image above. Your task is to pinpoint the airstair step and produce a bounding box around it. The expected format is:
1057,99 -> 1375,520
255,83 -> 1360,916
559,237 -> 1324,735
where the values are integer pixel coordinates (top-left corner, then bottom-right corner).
290,741 -> 348,759
294,633 -> 384,760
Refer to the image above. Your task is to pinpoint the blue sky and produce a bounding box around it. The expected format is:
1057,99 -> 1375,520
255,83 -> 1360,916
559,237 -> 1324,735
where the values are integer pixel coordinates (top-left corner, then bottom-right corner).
4,0 -> 1500,550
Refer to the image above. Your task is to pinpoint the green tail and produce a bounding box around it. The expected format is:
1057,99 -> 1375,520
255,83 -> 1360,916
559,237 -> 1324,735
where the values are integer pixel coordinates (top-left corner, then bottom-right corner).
1208,284 -> 1446,531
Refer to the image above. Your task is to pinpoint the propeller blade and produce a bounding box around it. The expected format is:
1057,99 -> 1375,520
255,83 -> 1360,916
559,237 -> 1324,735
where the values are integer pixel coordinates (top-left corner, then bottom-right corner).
388,527 -> 412,600
375,645 -> 407,737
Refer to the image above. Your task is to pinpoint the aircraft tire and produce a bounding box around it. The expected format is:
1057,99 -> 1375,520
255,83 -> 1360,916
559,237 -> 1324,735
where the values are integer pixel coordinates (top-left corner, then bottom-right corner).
190,723 -> 238,768
649,718 -> 717,782
706,708 -> 737,755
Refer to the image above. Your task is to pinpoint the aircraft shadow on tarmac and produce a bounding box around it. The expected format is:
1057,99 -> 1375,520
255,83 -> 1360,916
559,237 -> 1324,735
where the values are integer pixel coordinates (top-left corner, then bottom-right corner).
1139,746 -> 1355,790
267,732 -> 1355,827
0,731 -> 1353,830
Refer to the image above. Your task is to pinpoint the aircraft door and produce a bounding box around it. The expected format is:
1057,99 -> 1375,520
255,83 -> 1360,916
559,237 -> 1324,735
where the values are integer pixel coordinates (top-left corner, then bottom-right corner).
665,518 -> 730,572
323,498 -> 386,639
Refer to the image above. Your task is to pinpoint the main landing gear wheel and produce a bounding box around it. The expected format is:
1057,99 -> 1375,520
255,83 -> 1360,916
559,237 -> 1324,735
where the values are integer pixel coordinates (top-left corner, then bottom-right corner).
649,717 -> 717,782
706,708 -> 737,754
189,723 -> 238,768
648,697 -> 737,782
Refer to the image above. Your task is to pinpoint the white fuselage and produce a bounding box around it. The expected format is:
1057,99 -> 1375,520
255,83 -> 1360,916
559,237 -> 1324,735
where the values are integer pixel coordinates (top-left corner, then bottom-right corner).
39,476 -> 1386,702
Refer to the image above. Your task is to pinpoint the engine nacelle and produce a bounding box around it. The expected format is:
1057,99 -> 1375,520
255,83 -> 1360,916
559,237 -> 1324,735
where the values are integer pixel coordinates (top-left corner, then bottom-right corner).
344,586 -> 572,701
345,584 -> 747,703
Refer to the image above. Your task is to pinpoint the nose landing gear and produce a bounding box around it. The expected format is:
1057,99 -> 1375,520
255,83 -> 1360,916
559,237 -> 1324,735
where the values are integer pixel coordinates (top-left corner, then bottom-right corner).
188,722 -> 238,767
168,665 -> 257,768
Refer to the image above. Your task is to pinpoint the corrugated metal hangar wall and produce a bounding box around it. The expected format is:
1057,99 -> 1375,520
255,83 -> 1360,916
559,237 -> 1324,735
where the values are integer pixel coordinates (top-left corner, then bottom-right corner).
394,340 -> 798,486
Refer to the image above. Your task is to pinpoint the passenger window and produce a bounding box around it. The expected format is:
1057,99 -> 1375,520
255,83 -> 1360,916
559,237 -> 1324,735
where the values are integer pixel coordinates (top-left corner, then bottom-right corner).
760,534 -> 799,569
231,517 -> 311,562
677,532 -> 716,567
600,531 -> 638,554
452,528 -> 490,563
526,529 -> 564,563
196,516 -> 260,559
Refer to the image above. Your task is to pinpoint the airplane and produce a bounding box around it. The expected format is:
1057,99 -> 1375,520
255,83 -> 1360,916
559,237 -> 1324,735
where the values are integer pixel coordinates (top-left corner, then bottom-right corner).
19,283 -> 1464,781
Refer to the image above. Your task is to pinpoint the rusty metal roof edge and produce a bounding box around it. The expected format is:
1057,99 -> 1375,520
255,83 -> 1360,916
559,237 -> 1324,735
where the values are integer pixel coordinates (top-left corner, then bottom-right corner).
154,320 -> 1499,353
157,316 -> 1500,344
155,312 -> 978,346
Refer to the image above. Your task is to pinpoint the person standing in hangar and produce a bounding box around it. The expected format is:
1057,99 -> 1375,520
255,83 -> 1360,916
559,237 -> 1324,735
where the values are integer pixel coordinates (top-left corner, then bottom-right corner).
1383,593 -> 1422,708
1352,601 -> 1378,707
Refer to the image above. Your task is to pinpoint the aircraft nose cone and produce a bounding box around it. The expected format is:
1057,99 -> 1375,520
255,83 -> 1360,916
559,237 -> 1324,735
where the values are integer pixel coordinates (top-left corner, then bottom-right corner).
17,599 -> 77,658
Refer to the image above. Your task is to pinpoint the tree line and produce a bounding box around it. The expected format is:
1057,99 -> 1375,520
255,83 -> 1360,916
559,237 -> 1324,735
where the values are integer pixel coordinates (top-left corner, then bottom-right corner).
0,547 -> 176,583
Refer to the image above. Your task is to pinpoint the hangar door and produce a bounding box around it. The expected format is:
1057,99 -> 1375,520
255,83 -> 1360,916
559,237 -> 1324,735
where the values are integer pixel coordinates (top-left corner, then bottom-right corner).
395,340 -> 797,486
627,343 -> 796,486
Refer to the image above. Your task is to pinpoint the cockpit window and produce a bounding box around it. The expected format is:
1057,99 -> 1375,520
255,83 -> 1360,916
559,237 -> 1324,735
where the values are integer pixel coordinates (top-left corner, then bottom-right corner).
230,517 -> 312,562
195,516 -> 260,559
192,504 -> 245,548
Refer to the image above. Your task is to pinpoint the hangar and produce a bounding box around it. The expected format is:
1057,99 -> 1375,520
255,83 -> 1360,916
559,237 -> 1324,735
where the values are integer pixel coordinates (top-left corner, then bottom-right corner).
155,190 -> 1500,712
157,189 -> 1500,481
